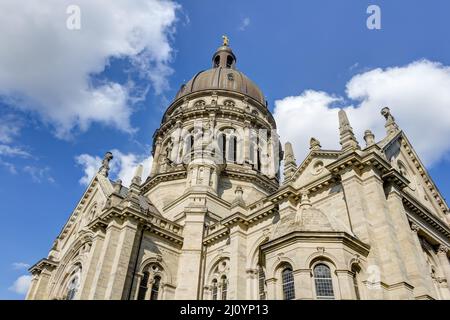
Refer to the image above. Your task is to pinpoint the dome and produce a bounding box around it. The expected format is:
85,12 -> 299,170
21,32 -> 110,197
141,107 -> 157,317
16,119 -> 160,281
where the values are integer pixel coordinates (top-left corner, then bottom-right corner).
175,40 -> 266,105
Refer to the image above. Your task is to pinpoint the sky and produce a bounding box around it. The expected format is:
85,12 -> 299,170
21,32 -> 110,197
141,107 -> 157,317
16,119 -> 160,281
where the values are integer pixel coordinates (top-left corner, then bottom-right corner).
1,0 -> 450,299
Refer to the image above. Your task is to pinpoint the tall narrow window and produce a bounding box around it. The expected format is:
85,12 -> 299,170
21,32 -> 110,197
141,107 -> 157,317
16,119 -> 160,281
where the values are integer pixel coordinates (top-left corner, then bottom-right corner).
282,267 -> 295,300
221,276 -> 227,300
214,56 -> 220,68
258,265 -> 266,300
218,133 -> 226,163
229,136 -> 237,162
66,277 -> 79,300
351,265 -> 361,300
314,264 -> 334,299
226,55 -> 233,68
150,276 -> 161,300
212,279 -> 218,300
137,271 -> 149,300
256,136 -> 261,171
183,135 -> 194,163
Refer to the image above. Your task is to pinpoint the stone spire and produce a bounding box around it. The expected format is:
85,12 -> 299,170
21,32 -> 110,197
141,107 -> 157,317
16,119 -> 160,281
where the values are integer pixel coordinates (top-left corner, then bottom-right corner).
338,109 -> 360,152
283,142 -> 296,181
98,152 -> 113,177
131,164 -> 143,186
381,107 -> 399,137
364,130 -> 375,147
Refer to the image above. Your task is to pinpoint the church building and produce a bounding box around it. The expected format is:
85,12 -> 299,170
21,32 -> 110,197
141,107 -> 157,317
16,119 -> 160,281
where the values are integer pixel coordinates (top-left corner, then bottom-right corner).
26,38 -> 450,300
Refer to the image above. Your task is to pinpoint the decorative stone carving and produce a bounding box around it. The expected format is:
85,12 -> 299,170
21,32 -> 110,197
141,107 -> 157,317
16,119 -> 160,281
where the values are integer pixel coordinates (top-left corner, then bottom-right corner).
309,137 -> 321,150
98,152 -> 113,177
381,107 -> 399,136
410,223 -> 420,233
437,245 -> 449,255
363,130 -> 375,147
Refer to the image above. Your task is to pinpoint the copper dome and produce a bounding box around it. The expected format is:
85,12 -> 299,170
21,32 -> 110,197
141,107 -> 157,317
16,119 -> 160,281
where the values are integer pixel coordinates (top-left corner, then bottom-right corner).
175,42 -> 266,105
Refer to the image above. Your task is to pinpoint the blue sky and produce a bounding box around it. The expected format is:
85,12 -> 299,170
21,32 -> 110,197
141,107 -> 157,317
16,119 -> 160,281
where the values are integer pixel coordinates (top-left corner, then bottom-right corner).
1,0 -> 450,299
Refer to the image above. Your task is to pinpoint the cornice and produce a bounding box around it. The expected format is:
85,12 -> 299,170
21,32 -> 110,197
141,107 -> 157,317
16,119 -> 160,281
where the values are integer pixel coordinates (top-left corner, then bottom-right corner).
29,258 -> 59,275
402,193 -> 450,244
89,205 -> 184,246
260,231 -> 371,257
142,169 -> 187,194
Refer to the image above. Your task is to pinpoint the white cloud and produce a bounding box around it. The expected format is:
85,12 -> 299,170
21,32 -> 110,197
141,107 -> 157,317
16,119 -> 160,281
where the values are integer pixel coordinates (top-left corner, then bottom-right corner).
12,262 -> 30,270
274,60 -> 450,167
0,145 -> 30,158
0,114 -> 22,144
76,149 -> 153,187
23,166 -> 55,184
0,0 -> 180,139
9,275 -> 32,295
239,17 -> 251,31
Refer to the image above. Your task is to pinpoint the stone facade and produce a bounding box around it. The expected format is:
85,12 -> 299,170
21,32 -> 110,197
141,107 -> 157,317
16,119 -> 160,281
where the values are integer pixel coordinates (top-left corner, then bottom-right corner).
27,40 -> 450,300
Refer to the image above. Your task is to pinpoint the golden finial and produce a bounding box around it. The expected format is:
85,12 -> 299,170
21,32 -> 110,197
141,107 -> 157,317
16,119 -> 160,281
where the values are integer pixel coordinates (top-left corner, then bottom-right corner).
222,35 -> 229,46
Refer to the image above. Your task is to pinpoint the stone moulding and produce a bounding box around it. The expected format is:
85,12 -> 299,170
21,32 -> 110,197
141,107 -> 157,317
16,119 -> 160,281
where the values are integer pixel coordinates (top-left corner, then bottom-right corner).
260,231 -> 371,258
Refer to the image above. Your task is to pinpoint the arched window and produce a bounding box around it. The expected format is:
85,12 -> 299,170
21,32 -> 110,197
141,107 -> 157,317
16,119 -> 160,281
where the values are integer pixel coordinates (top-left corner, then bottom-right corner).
66,277 -> 79,300
150,275 -> 161,300
218,133 -> 226,163
351,265 -> 361,300
214,56 -> 220,68
229,136 -> 237,162
65,265 -> 81,300
183,135 -> 194,163
226,55 -> 233,68
281,267 -> 295,300
137,271 -> 149,300
212,279 -> 218,300
221,276 -> 227,300
258,265 -> 266,300
314,264 -> 335,299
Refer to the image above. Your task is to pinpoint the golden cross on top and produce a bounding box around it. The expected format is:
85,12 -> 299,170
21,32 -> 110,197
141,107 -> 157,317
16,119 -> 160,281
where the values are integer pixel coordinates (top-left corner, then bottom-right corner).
222,35 -> 229,46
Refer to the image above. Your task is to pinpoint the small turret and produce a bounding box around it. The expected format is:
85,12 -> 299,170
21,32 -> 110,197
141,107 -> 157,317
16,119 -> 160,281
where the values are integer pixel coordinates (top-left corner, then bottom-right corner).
338,109 -> 360,152
283,142 -> 297,181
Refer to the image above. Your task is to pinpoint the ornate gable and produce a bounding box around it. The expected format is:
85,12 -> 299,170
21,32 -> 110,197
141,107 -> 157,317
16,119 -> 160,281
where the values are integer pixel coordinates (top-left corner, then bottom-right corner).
382,131 -> 449,222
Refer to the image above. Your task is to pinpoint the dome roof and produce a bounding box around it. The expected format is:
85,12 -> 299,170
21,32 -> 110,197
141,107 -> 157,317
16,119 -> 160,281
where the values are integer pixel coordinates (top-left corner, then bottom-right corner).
175,41 -> 266,105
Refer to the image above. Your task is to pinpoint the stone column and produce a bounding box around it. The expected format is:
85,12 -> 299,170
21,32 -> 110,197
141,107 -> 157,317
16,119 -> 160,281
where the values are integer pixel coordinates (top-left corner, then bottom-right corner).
25,273 -> 40,300
410,223 -> 439,299
88,218 -> 124,299
294,269 -> 313,300
246,268 -> 258,300
132,273 -> 143,300
360,173 -> 412,299
32,268 -> 53,300
174,206 -> 207,299
79,229 -> 105,299
340,170 -> 370,243
243,122 -> 251,163
437,246 -> 450,290
104,218 -> 139,299
335,270 -> 355,299
265,278 -> 277,299
150,137 -> 162,176
386,186 -> 433,299
228,222 -> 248,299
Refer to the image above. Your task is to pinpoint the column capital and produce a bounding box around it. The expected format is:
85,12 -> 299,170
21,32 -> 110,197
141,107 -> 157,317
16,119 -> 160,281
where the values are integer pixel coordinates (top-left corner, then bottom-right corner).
437,245 -> 449,255
410,223 -> 420,233
246,268 -> 258,279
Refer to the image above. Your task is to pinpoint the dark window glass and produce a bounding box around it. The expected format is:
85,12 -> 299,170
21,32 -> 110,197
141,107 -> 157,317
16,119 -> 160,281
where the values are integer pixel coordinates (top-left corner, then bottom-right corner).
282,267 -> 295,300
137,271 -> 149,300
314,264 -> 334,299
150,276 -> 161,300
